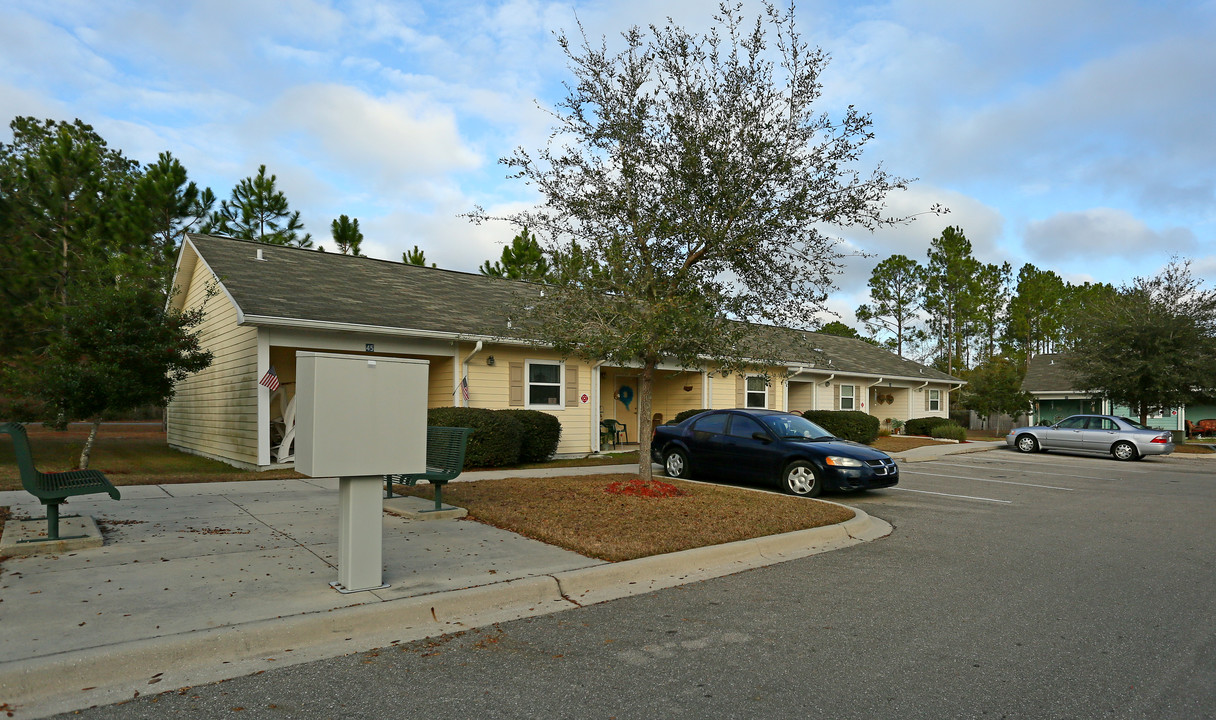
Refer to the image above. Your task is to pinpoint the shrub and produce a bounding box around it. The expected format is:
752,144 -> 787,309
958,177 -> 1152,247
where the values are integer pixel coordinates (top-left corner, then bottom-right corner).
801,410 -> 880,444
498,409 -> 562,463
930,423 -> 968,442
672,408 -> 712,425
427,407 -> 523,468
904,416 -> 949,436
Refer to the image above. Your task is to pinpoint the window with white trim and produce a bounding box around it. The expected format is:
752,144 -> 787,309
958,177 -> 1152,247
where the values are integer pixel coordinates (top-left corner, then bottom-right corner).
526,360 -> 562,408
839,384 -> 855,410
745,375 -> 767,408
928,388 -> 941,412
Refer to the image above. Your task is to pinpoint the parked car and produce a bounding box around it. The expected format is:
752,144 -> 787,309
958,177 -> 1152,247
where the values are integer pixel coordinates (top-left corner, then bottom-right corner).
1005,414 -> 1175,461
650,408 -> 898,497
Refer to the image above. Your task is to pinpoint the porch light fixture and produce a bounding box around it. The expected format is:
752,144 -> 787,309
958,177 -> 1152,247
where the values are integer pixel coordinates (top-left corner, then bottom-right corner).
486,355 -> 495,366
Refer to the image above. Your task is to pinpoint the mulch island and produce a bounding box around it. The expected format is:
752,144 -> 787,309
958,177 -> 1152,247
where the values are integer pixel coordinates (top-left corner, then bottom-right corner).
395,474 -> 854,562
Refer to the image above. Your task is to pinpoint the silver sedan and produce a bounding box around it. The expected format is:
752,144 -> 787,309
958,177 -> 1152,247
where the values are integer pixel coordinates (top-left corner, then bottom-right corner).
1006,414 -> 1175,461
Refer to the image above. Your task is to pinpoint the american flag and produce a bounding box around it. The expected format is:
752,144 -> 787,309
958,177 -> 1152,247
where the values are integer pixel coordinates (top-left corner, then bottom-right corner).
259,366 -> 281,392
460,376 -> 470,401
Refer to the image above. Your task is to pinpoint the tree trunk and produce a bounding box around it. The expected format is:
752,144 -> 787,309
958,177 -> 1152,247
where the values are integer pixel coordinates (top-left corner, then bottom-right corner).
637,358 -> 656,482
79,418 -> 101,469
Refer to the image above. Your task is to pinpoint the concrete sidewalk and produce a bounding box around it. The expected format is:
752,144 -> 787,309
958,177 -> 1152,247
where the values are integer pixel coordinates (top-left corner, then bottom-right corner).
0,468 -> 893,719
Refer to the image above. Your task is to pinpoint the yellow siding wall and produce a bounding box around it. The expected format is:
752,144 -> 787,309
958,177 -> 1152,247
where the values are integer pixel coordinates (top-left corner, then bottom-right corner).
651,371 -> 705,424
460,345 -> 593,455
702,367 -> 787,411
428,356 -> 456,408
709,370 -> 737,409
167,263 -> 259,465
869,387 -> 910,423
788,382 -> 814,413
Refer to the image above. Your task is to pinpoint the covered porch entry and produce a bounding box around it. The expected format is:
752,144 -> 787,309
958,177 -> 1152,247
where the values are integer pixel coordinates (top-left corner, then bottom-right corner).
596,366 -> 707,450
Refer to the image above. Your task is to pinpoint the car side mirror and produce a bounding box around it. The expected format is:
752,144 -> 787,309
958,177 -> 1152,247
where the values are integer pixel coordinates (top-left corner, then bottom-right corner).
752,432 -> 771,443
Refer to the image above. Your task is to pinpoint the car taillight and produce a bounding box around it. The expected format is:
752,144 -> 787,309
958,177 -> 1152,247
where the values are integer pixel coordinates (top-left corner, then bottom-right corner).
1151,435 -> 1170,444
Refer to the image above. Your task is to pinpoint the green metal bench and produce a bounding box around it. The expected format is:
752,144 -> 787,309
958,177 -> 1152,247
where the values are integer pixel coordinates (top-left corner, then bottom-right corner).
1,421 -> 121,542
384,426 -> 473,512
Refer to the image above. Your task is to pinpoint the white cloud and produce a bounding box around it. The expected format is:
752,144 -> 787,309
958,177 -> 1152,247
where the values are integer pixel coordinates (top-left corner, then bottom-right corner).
360,199 -> 534,273
1023,208 -> 1197,262
833,184 -> 1006,266
259,83 -> 481,187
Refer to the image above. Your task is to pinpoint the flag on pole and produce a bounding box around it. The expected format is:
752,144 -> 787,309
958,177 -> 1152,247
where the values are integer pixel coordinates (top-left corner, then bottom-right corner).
259,366 -> 281,392
460,376 -> 470,402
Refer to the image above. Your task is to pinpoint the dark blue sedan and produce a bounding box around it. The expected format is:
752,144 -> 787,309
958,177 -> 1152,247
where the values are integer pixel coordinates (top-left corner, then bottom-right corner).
651,409 -> 898,497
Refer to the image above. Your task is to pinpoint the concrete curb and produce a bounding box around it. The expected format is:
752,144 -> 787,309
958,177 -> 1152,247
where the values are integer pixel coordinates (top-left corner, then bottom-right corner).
892,442 -> 1005,463
0,505 -> 888,718
553,505 -> 889,607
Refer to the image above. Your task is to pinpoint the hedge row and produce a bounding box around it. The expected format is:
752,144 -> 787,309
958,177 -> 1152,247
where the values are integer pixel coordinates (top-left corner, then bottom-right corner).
930,423 -> 968,441
672,408 -> 712,425
904,416 -> 957,437
426,407 -> 562,468
800,410 -> 880,444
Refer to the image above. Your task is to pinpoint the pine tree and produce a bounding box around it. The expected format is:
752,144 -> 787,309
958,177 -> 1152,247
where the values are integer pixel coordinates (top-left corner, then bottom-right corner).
923,226 -> 981,376
479,227 -> 550,281
205,165 -> 312,247
402,245 -> 434,267
330,215 -> 364,256
855,254 -> 927,358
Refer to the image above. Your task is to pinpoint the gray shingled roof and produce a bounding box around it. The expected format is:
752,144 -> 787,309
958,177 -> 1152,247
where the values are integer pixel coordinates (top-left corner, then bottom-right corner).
185,234 -> 958,382
187,233 -> 524,337
1021,353 -> 1080,392
785,329 -> 958,382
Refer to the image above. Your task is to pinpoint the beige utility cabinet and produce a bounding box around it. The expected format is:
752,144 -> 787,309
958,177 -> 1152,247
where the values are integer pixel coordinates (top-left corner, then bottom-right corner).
295,352 -> 428,477
294,352 -> 429,592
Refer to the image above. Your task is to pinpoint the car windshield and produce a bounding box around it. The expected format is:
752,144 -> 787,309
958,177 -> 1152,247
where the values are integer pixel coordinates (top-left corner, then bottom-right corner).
759,414 -> 834,440
1118,417 -> 1152,430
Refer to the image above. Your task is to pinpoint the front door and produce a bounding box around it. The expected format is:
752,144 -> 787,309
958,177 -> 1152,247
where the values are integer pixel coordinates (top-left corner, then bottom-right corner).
614,376 -> 639,444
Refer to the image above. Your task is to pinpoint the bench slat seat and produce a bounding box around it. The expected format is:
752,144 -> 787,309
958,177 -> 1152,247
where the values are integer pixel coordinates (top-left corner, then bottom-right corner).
385,426 -> 473,511
1,421 -> 121,541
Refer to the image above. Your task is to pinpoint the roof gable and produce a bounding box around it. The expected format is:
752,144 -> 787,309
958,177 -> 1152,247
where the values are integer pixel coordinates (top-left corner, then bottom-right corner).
1022,353 -> 1081,392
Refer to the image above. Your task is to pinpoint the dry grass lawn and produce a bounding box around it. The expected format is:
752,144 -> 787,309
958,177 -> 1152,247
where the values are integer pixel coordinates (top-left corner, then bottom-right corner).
395,473 -> 854,562
871,435 -> 958,453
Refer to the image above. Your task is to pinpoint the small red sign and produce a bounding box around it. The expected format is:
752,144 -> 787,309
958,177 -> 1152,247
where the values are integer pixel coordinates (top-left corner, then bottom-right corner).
580,393 -> 589,404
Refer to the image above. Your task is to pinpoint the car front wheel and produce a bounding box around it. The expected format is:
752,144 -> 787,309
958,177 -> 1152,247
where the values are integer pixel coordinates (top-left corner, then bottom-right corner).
1015,434 -> 1040,453
782,461 -> 822,497
664,448 -> 690,478
1112,441 -> 1138,461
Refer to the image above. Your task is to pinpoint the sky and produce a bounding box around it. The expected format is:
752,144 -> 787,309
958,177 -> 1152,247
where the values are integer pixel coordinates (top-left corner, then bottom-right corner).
2,0 -> 1214,328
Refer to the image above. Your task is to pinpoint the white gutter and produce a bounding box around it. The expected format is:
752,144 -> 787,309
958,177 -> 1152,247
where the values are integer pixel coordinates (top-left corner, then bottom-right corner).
240,314 -> 533,346
863,377 -> 884,413
786,365 -> 956,385
460,341 -> 484,408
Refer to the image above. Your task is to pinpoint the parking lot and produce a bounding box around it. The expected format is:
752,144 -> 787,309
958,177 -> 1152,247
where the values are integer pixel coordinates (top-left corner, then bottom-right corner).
854,447 -> 1213,508
56,447 -> 1216,719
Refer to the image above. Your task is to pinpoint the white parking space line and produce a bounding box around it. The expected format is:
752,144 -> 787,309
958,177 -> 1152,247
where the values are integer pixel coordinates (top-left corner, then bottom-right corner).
913,460 -> 1113,482
960,454 -> 1152,474
890,487 -> 1011,504
901,469 -> 1074,491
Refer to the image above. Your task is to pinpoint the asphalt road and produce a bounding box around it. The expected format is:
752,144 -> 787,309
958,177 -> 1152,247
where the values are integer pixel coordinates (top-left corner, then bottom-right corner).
58,450 -> 1215,719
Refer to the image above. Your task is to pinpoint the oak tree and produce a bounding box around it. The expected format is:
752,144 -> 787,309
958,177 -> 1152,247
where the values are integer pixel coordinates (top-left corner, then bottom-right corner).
471,3 -> 926,480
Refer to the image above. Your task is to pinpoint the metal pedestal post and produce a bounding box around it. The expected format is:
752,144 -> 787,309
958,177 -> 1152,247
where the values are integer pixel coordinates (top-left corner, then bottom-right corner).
331,475 -> 387,593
